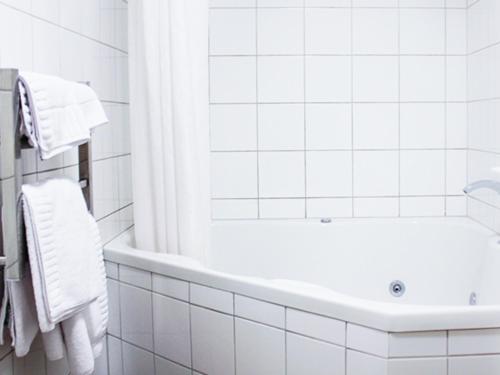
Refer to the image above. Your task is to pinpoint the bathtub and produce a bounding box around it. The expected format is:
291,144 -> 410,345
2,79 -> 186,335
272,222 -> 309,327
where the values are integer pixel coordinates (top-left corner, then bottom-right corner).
104,217 -> 500,375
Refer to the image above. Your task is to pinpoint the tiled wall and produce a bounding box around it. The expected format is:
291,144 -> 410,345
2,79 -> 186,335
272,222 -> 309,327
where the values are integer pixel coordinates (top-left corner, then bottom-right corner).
105,260 -> 500,375
0,0 -> 131,373
467,0 -> 500,232
209,0 -> 468,220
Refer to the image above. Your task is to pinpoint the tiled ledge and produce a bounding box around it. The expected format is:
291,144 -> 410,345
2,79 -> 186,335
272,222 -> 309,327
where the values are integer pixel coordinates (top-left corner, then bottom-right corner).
105,261 -> 500,375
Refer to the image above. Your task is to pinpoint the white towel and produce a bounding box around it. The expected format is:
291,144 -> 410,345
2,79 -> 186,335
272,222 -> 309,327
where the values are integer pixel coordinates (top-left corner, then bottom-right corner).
21,178 -> 103,332
17,72 -> 108,160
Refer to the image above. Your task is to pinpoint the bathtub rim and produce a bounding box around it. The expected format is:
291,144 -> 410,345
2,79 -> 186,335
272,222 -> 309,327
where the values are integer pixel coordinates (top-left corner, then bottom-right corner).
104,223 -> 500,333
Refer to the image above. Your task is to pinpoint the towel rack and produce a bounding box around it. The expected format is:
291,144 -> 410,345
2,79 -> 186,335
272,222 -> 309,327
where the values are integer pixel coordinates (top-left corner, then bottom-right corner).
0,68 -> 94,281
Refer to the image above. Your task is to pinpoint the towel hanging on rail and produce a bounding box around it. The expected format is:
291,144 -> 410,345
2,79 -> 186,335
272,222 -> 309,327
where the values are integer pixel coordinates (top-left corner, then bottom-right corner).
17,72 -> 108,160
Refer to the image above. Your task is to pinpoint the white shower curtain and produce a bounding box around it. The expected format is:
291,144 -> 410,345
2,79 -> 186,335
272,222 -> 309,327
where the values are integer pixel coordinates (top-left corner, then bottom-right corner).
128,0 -> 210,262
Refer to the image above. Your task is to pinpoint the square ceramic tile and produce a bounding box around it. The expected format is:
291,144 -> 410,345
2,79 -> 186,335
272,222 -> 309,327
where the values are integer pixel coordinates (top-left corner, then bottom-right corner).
306,198 -> 353,218
305,8 -> 351,54
353,151 -> 399,197
447,56 -> 467,102
306,151 -> 352,197
259,199 -> 306,218
353,56 -> 399,102
152,274 -> 189,301
306,56 -> 352,102
259,151 -> 305,198
235,318 -> 286,375
400,9 -> 445,54
258,104 -> 305,150
446,196 -> 466,216
446,9 -> 467,55
353,104 -> 399,149
122,342 -> 154,375
210,0 -> 256,7
210,9 -> 256,55
210,105 -> 257,151
119,265 -> 151,290
446,103 -> 467,148
211,152 -> 258,198
190,284 -> 234,314
210,57 -> 257,103
306,0 -> 351,5
191,306 -> 235,375
306,104 -> 352,150
399,0 -> 445,8
258,56 -> 304,103
287,333 -> 345,375
258,8 -> 304,55
400,56 -> 445,102
235,295 -> 285,328
287,309 -> 346,346
258,0 -> 303,6
120,283 -> 153,351
353,0 -> 398,5
400,103 -> 445,149
400,150 -> 446,196
153,294 -> 191,367
352,9 -> 398,55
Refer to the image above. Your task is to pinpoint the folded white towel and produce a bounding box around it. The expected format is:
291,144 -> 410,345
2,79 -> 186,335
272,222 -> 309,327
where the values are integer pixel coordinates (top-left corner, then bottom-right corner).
21,177 -> 102,332
17,72 -> 108,160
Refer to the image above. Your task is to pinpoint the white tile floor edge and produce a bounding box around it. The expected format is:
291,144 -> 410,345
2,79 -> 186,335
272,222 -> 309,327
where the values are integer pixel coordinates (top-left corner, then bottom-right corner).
102,260 -> 500,375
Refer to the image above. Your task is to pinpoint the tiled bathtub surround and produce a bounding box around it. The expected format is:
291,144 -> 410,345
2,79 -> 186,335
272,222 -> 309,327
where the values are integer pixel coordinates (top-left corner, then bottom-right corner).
466,0 -> 500,232
103,260 -> 500,375
209,0 -> 468,220
0,0 -> 132,373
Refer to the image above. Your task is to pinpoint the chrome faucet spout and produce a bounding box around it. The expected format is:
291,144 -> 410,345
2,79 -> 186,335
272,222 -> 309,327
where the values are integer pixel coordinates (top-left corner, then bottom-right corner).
463,180 -> 500,195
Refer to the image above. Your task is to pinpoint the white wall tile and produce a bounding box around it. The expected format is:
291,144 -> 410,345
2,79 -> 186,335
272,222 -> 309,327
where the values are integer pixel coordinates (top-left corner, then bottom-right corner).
258,8 -> 304,55
210,57 -> 256,103
447,9 -> 467,55
120,284 -> 153,351
258,104 -> 304,150
306,56 -> 351,102
107,279 -> 121,337
400,196 -> 445,217
287,333 -> 345,375
400,56 -> 445,102
400,150 -> 445,196
191,306 -> 235,375
108,335 -> 123,375
210,0 -> 256,7
446,150 -> 467,195
400,104 -> 445,149
347,324 -> 389,358
353,151 -> 399,197
306,104 -> 352,150
449,355 -> 500,375
287,309 -> 346,346
306,198 -> 353,218
388,357 -> 447,375
449,329 -> 500,355
259,151 -> 305,197
153,294 -> 191,367
210,9 -> 256,55
389,331 -> 447,358
347,350 -> 388,375
235,318 -> 285,375
190,284 -> 234,314
212,199 -> 259,219
305,8 -> 351,54
353,56 -> 399,102
122,342 -> 154,375
119,265 -> 151,290
259,199 -> 305,218
354,198 -> 399,217
447,56 -> 467,102
353,104 -> 399,150
235,295 -> 285,328
400,9 -> 445,55
210,105 -> 257,151
152,274 -> 189,301
258,56 -> 304,102
211,152 -> 258,198
155,357 -> 191,375
306,151 -> 352,197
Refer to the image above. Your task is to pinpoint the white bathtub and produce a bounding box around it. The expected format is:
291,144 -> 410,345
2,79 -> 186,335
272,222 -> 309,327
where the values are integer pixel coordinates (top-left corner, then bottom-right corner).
104,217 -> 500,374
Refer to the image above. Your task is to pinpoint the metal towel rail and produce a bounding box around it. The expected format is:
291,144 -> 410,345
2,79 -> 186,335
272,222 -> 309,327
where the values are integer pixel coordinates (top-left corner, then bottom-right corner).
0,68 -> 94,281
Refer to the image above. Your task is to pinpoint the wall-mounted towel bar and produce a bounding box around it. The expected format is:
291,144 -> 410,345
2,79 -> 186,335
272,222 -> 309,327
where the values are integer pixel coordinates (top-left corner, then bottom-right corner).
0,68 -> 94,281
